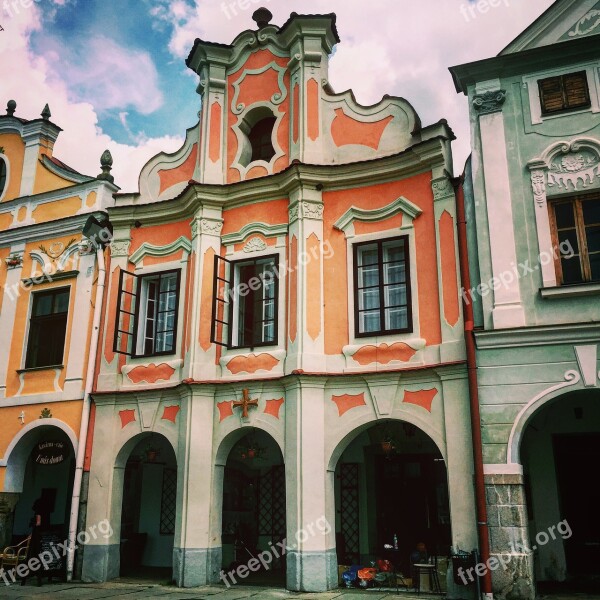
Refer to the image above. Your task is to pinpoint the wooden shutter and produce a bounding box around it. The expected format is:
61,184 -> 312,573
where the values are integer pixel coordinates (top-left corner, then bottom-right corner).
113,269 -> 139,356
539,76 -> 564,114
564,72 -> 590,109
211,255 -> 232,347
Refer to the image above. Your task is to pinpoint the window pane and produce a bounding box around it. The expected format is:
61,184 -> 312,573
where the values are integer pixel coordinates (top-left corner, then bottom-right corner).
385,283 -> 407,307
558,230 -> 579,255
359,288 -> 380,311
358,245 -> 379,267
586,225 -> 600,253
561,255 -> 584,284
589,253 -> 600,282
554,202 -> 575,229
359,265 -> 379,288
383,240 -> 404,263
385,306 -> 408,330
33,294 -> 53,317
582,200 -> 600,226
360,310 -> 380,333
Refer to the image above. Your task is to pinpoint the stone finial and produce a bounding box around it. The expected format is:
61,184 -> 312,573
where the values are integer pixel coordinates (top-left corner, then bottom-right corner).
252,7 -> 273,28
41,104 -> 51,120
97,149 -> 114,183
6,100 -> 16,116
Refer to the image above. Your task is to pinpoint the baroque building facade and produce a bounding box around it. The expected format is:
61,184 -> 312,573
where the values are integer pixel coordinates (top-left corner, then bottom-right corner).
451,0 -> 600,598
80,9 -> 478,596
0,101 -> 116,579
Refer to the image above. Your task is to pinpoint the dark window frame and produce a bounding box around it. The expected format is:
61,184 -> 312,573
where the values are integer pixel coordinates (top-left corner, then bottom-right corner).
549,193 -> 600,286
25,287 -> 70,369
0,156 -> 7,197
211,253 -> 280,350
538,71 -> 591,116
113,268 -> 181,358
353,235 -> 413,338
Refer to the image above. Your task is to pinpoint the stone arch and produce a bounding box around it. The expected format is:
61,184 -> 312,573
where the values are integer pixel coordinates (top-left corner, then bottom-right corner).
2,419 -> 78,493
507,369 -> 585,466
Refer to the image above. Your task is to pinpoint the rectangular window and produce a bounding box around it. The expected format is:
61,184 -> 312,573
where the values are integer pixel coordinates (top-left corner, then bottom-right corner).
353,236 -> 412,337
113,269 -> 181,357
539,71 -> 590,115
211,254 -> 279,349
550,194 -> 600,285
25,288 -> 70,368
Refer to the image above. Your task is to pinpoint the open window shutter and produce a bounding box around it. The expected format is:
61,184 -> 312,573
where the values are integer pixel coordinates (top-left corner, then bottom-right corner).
113,269 -> 139,356
211,254 -> 232,347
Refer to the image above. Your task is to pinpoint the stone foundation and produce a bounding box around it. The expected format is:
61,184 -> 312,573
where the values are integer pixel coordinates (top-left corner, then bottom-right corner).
485,474 -> 535,600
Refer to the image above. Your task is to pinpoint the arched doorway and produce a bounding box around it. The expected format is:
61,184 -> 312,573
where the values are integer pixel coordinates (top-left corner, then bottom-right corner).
119,433 -> 177,581
521,389 -> 600,593
5,424 -> 75,563
333,420 -> 451,586
220,429 -> 286,587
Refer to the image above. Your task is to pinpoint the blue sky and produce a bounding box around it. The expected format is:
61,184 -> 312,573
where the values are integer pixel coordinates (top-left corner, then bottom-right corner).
1,0 -> 556,190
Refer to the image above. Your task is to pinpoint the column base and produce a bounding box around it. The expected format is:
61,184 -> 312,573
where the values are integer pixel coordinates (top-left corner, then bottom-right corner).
81,543 -> 120,582
173,546 -> 221,588
286,548 -> 337,592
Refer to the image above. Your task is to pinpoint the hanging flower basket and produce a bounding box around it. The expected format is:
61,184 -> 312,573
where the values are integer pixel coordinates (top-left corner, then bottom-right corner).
5,255 -> 23,268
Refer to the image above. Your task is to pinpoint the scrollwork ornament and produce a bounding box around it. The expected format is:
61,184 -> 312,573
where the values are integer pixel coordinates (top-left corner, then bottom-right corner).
200,219 -> 223,236
473,90 -> 507,115
531,170 -> 546,208
110,240 -> 130,258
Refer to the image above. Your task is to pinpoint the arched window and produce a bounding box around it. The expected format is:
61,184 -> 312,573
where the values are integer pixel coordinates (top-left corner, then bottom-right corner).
0,156 -> 7,198
236,107 -> 278,168
248,116 -> 276,163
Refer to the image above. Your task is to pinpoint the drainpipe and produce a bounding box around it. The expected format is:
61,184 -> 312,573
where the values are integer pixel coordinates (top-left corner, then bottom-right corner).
66,245 -> 106,581
452,174 -> 494,600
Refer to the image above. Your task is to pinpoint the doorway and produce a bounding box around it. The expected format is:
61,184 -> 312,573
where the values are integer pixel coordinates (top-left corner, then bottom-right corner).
119,433 -> 177,582
221,429 -> 286,586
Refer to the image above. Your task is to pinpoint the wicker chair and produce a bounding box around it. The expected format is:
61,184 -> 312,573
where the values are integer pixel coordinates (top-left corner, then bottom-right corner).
0,536 -> 32,583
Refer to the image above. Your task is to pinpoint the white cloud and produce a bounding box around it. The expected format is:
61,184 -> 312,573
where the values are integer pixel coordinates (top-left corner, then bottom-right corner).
0,3 -> 182,191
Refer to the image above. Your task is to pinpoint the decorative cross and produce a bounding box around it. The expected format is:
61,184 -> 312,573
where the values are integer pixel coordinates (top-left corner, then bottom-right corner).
233,389 -> 258,419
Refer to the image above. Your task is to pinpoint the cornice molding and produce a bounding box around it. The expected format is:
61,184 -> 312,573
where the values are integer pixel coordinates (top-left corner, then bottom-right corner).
334,195 -> 422,238
0,212 -> 105,247
108,138 -> 448,227
129,236 -> 192,266
221,221 -> 288,245
475,323 -> 600,349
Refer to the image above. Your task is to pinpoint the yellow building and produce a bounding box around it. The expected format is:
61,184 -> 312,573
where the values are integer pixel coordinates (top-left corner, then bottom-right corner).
0,100 -> 117,581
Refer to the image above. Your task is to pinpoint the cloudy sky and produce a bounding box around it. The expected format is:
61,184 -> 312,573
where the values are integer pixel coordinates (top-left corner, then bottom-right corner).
0,0 -> 555,191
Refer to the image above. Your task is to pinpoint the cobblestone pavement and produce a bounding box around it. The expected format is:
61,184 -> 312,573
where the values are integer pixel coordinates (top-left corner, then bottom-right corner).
1,581 -> 599,599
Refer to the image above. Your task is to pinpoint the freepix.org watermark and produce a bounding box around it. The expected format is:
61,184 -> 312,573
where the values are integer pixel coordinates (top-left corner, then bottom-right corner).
0,520 -> 113,586
457,520 -> 572,585
459,0 -> 513,23
2,0 -> 42,19
461,240 -> 575,306
221,0 -> 274,20
219,516 -> 331,587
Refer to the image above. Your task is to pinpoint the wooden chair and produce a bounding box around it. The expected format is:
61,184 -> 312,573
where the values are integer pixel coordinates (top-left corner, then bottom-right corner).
0,536 -> 31,585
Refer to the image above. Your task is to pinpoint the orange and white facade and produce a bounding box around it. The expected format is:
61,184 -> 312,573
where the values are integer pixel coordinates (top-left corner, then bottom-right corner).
82,11 -> 477,594
0,102 -> 116,572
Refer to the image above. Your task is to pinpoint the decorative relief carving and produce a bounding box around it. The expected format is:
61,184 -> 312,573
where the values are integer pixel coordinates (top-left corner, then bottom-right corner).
568,10 -> 600,38
200,219 -> 223,236
231,62 -> 288,115
289,202 -> 324,222
303,202 -> 324,220
431,177 -> 454,201
473,90 -> 506,115
110,240 -> 130,258
531,170 -> 546,208
243,237 -> 267,253
547,146 -> 600,191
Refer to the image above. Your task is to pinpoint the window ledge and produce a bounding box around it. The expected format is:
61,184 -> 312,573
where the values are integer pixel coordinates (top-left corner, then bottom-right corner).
540,283 -> 600,299
16,365 -> 64,374
21,270 -> 79,286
